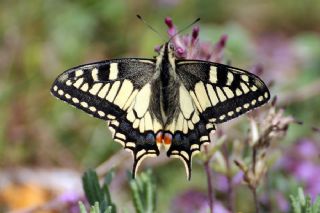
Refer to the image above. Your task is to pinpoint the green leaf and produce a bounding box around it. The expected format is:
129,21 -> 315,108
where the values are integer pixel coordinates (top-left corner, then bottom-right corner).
290,194 -> 301,213
129,170 -> 156,213
82,169 -> 104,206
79,201 -> 88,213
298,188 -> 306,206
312,196 -> 320,213
82,169 -> 117,213
305,195 -> 312,213
290,187 -> 320,213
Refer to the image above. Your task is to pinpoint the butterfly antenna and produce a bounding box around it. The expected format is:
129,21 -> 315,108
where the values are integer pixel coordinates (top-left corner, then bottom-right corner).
169,18 -> 200,42
136,15 -> 166,41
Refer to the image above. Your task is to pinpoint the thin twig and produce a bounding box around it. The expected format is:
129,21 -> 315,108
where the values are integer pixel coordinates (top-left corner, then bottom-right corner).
204,145 -> 215,213
251,145 -> 259,213
222,143 -> 234,213
250,186 -> 260,213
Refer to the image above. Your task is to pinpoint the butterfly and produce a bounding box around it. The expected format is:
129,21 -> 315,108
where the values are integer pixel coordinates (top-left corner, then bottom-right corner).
51,41 -> 270,180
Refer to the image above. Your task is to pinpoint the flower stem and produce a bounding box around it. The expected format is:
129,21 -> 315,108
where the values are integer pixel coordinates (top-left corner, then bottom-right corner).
222,143 -> 234,212
250,186 -> 260,213
204,145 -> 215,213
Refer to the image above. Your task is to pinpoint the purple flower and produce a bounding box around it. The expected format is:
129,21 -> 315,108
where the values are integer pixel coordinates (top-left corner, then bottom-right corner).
58,191 -> 88,213
280,139 -> 320,200
160,17 -> 228,62
275,192 -> 290,212
171,189 -> 230,213
215,172 -> 243,193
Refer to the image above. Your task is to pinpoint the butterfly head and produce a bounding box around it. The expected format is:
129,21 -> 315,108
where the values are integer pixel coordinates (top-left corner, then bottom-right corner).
156,42 -> 177,64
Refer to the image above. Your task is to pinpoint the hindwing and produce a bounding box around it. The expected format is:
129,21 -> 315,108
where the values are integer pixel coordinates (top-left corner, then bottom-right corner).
51,59 -> 162,177
164,84 -> 215,180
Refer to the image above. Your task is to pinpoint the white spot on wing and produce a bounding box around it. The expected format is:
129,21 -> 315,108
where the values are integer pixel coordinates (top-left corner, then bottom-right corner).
72,98 -> 79,103
190,91 -> 203,112
98,111 -> 105,117
176,113 -> 184,131
223,87 -> 234,98
106,81 -> 121,102
92,68 -> 99,81
75,70 -> 83,77
179,85 -> 194,118
81,102 -> 88,108
240,83 -> 250,93
81,83 -> 89,92
139,117 -> 145,133
73,78 -> 84,88
89,83 -> 103,95
126,110 -> 135,122
206,85 -> 218,105
192,112 -> 200,124
216,87 -> 226,102
144,112 -> 153,131
123,90 -> 138,110
226,72 -> 234,85
134,84 -> 151,118
113,80 -> 133,109
58,90 -> 64,96
109,63 -> 118,80
241,75 -> 249,82
209,66 -> 217,83
89,106 -> 96,112
219,115 -> 226,120
195,82 -> 211,110
98,84 -> 110,98
236,89 -> 242,96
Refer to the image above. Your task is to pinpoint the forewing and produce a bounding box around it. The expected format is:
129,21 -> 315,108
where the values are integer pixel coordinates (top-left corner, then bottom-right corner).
51,58 -> 162,177
176,60 -> 270,124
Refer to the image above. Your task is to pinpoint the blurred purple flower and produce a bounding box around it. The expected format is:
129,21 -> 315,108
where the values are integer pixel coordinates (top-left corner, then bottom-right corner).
275,192 -> 290,212
171,189 -> 230,213
159,17 -> 228,62
280,139 -> 320,199
58,191 -> 88,213
215,172 -> 243,192
255,36 -> 300,83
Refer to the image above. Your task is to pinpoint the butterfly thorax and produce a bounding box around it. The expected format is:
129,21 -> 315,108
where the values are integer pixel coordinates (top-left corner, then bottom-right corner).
154,42 -> 180,125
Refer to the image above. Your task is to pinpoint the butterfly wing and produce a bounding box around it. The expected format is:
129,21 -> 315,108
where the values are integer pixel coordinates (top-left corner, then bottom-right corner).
165,60 -> 270,179
51,59 -> 163,177
176,60 -> 270,122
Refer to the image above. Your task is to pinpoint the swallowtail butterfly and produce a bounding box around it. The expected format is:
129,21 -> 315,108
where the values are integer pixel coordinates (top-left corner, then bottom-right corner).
51,36 -> 270,180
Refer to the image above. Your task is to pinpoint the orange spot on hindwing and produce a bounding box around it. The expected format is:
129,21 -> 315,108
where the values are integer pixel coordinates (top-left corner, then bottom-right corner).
156,131 -> 163,144
164,133 -> 172,145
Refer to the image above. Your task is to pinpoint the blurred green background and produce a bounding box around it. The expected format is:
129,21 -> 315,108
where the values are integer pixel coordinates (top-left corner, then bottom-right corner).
0,0 -> 320,212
